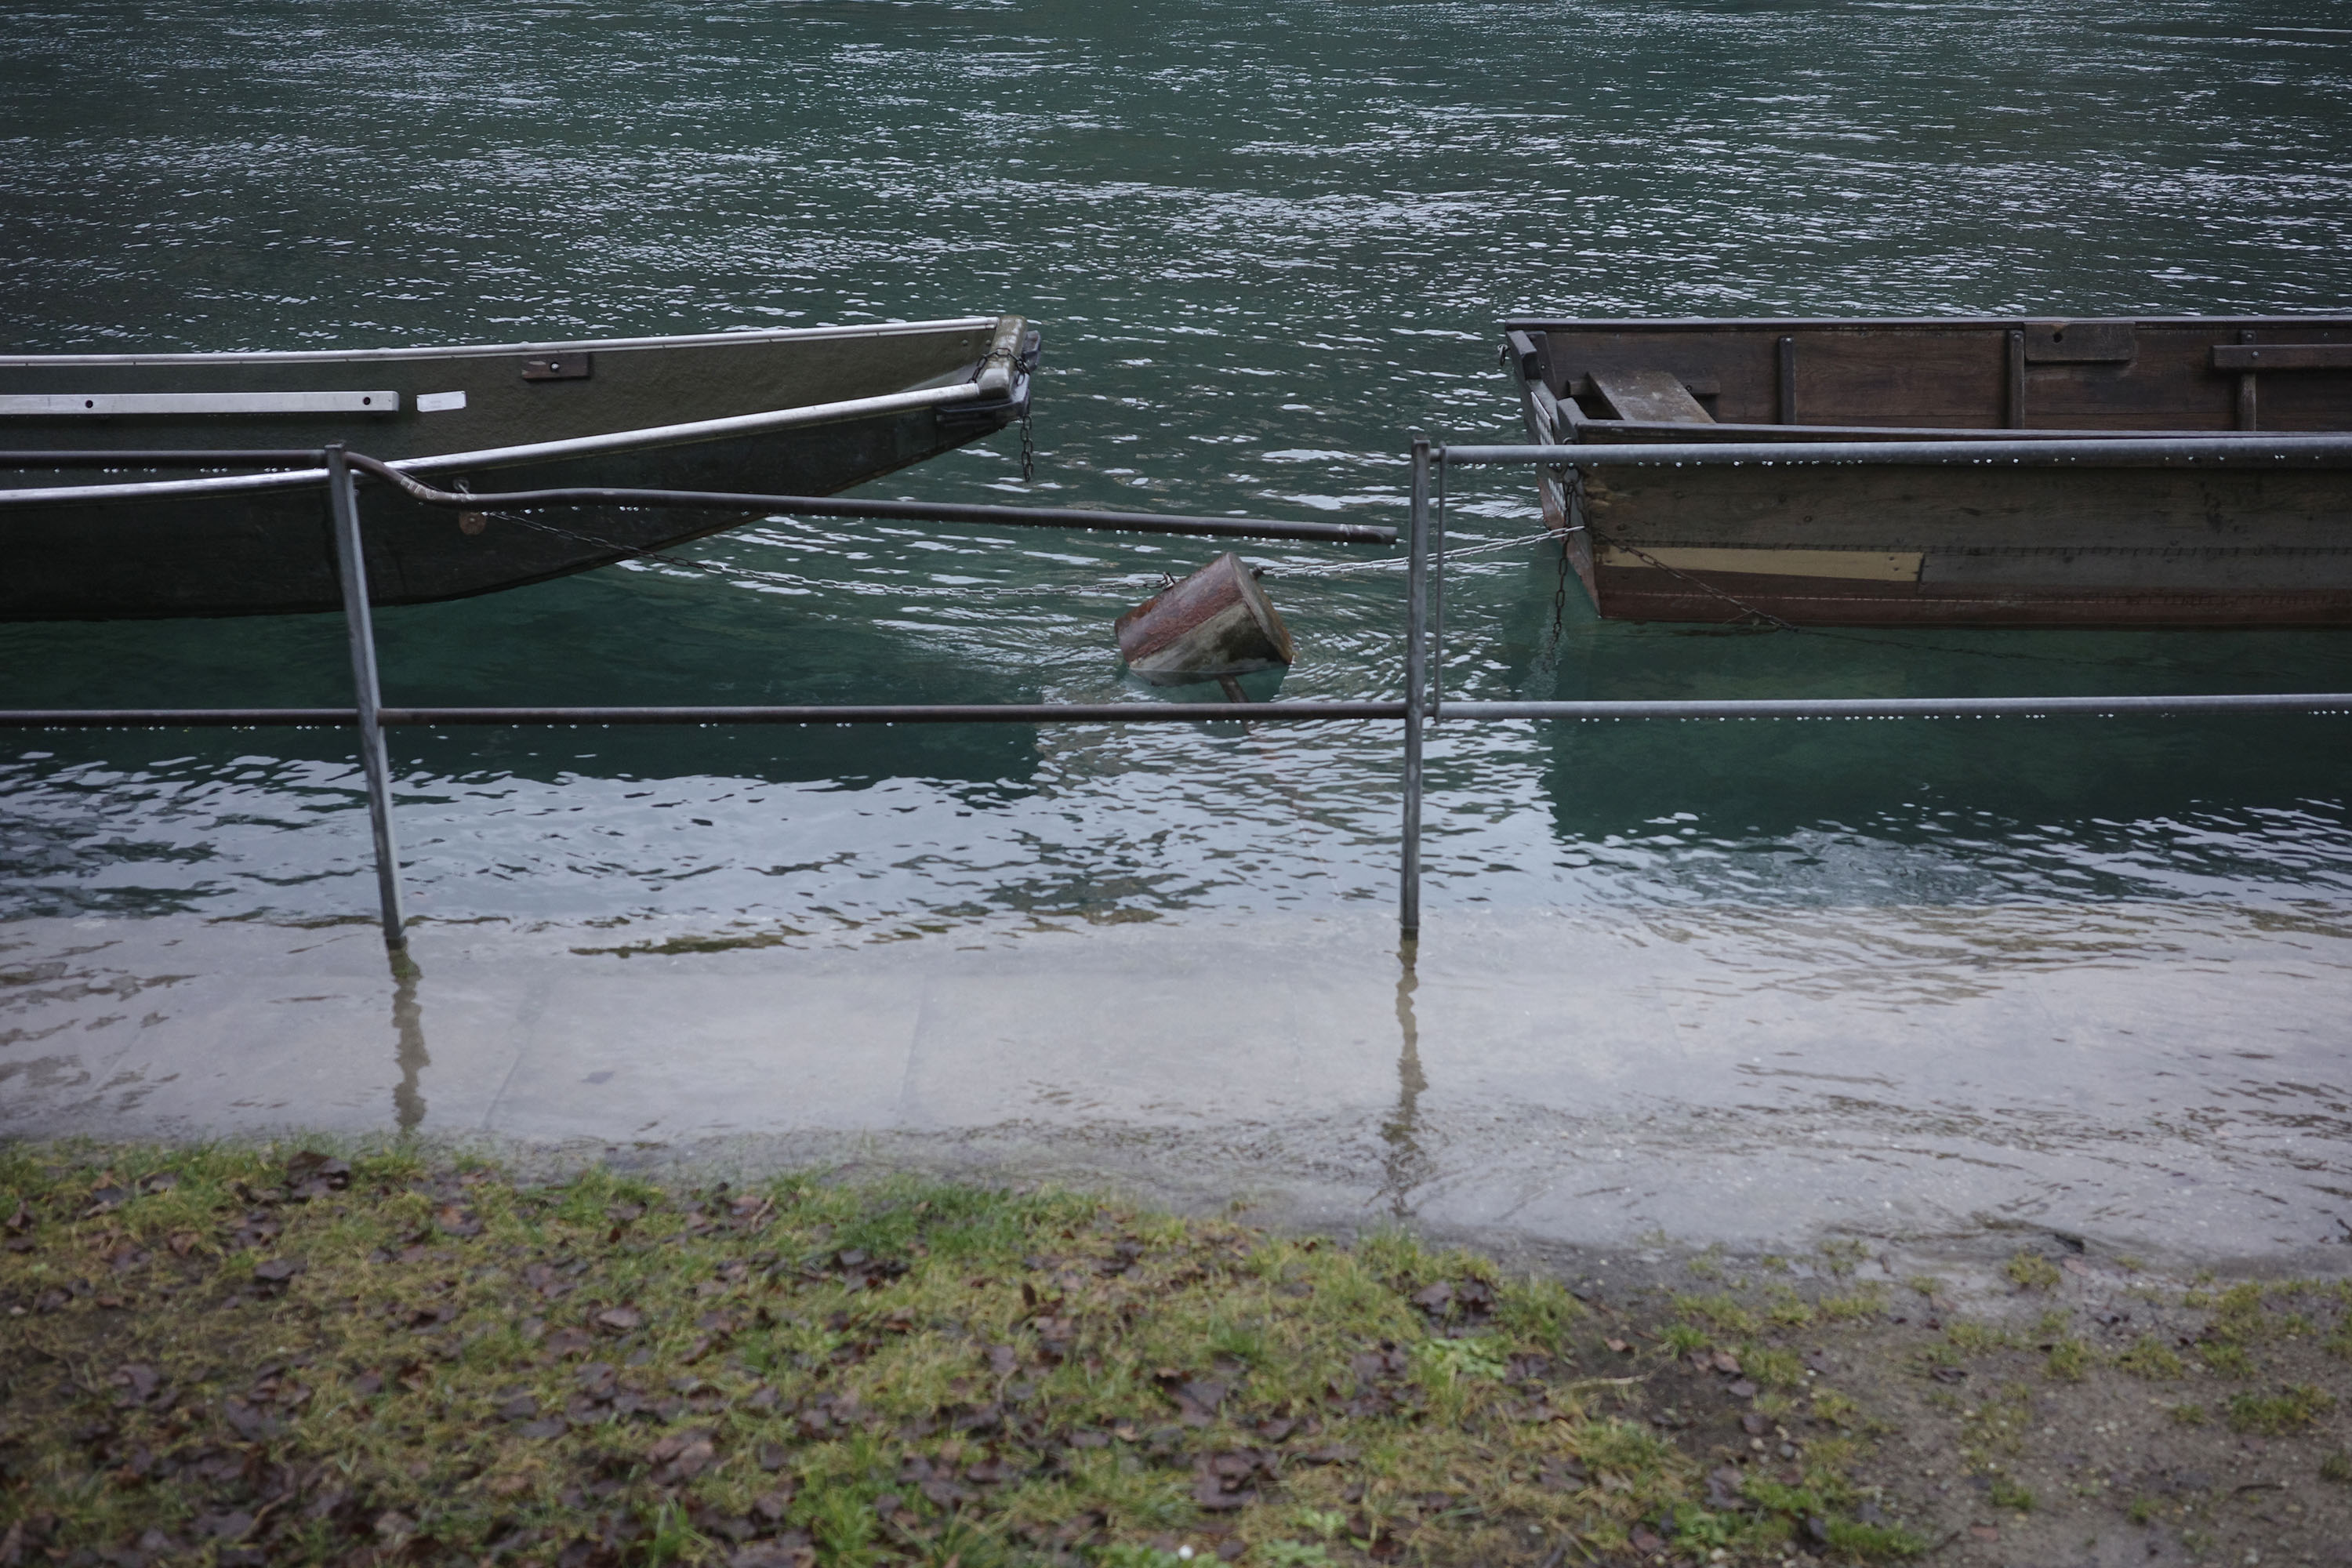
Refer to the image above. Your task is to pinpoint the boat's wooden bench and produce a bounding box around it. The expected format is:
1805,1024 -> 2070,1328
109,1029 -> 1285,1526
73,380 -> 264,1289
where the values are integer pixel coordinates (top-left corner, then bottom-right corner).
1587,368 -> 1713,425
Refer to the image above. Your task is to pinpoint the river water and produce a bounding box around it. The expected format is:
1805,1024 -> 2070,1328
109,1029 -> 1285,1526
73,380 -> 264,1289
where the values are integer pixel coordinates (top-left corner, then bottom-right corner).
4,0 -> 2350,1259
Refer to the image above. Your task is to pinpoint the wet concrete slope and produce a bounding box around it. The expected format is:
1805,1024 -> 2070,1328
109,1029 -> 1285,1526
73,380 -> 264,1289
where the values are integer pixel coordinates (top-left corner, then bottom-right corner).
2,905 -> 2347,1273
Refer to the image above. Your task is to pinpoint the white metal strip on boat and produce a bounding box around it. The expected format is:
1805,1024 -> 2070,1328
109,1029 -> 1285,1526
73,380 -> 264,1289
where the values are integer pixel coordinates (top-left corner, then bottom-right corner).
0,380 -> 990,506
0,316 -> 1007,368
0,391 -> 401,416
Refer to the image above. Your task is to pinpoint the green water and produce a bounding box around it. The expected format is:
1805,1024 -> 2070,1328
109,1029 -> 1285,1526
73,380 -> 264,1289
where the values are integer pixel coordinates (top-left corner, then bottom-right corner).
3,0 -> 2350,931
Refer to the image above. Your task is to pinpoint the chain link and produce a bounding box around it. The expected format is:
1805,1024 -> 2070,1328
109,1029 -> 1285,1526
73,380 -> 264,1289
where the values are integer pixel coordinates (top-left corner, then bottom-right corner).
1550,532 -> 1572,641
1019,405 -> 1036,483
1547,464 -> 1578,644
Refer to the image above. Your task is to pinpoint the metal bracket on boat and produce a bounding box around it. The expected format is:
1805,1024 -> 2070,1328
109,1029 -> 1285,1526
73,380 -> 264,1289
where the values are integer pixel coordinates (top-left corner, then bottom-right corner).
521,353 -> 592,381
972,315 -> 1029,397
2020,320 -> 2136,364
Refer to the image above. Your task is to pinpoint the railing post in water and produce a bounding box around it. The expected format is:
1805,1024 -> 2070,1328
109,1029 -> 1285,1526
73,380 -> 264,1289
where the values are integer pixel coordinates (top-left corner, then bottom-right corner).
1399,438 -> 1429,942
1430,443 -> 1447,713
325,445 -> 408,950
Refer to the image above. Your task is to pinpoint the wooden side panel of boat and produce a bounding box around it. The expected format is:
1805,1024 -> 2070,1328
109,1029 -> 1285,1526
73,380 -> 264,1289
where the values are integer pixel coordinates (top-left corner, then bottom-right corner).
1501,316 -> 2352,627
1581,464 -> 2352,627
0,317 -> 1034,619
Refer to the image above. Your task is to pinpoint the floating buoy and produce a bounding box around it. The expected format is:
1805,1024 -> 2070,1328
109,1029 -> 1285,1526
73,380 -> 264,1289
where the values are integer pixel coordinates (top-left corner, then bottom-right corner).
1115,552 -> 1295,693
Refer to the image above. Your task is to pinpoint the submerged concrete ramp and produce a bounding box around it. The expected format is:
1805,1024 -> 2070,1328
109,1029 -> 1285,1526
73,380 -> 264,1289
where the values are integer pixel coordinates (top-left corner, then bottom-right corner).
3,904 -> 2347,1273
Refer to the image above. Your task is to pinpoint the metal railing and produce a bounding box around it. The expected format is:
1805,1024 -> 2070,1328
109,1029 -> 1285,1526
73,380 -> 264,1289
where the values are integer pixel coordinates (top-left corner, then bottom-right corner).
1387,436 -> 2352,938
0,445 -> 1404,950
2,435 -> 2348,950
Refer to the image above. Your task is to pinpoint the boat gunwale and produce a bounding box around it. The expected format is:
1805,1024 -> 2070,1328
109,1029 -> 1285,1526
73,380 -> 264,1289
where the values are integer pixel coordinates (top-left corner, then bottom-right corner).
1499,314 -> 2352,332
0,380 -> 1010,508
1570,419 -> 2352,442
0,315 -> 1004,368
1442,435 -> 2352,466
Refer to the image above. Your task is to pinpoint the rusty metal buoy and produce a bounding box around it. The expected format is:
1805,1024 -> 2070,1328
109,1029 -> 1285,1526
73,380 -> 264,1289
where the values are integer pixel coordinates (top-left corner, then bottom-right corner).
1114,552 -> 1294,695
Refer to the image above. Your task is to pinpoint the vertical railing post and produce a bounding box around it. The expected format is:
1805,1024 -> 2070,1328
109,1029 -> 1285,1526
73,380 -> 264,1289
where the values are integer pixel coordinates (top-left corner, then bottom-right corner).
325,444 -> 408,950
1430,445 -> 1446,715
1400,439 -> 1429,942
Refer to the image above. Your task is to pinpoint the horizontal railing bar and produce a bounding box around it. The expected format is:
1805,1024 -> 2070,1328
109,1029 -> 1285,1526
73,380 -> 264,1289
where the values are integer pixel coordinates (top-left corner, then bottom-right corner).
380,703 -> 1410,724
0,709 -> 359,727
7,694 -> 2348,728
0,702 -> 1410,728
1443,694 -> 2352,720
0,449 -> 327,467
1440,435 -> 2352,467
339,456 -> 1396,546
0,452 -> 1393,545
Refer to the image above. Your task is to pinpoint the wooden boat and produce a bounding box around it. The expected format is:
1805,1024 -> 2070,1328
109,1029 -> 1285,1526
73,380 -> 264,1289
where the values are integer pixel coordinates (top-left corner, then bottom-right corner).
1501,315 -> 2352,626
0,314 -> 1036,619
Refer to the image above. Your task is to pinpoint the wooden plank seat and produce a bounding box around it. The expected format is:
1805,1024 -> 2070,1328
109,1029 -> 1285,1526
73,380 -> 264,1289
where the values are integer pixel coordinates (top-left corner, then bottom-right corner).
1588,368 -> 1713,424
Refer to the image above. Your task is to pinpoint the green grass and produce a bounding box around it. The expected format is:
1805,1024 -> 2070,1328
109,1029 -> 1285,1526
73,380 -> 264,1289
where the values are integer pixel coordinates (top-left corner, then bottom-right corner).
2043,1339 -> 2090,1383
1816,1287 -> 1889,1323
1739,1345 -> 1806,1390
2004,1254 -> 2063,1292
0,1144 -> 1930,1568
2204,1343 -> 2255,1379
1945,1321 -> 2019,1355
2226,1385 -> 2337,1435
2211,1283 -> 2270,1341
2115,1336 -> 2186,1381
1671,1292 -> 1760,1338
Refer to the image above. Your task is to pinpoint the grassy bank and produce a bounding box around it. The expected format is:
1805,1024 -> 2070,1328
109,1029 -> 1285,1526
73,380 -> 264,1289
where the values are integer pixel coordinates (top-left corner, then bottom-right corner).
1,1145 -> 2346,1566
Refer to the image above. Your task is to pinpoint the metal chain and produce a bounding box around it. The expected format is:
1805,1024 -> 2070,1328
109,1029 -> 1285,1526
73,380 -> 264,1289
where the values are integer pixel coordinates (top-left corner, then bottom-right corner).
1272,529 -> 1555,578
1588,525 -> 1798,630
1547,463 -> 1579,644
1019,406 -> 1036,483
1550,532 -> 1573,642
454,505 -> 2172,675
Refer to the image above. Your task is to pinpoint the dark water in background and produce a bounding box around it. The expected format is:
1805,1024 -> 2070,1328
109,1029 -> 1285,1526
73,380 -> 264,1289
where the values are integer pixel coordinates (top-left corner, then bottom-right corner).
4,0 -> 2352,935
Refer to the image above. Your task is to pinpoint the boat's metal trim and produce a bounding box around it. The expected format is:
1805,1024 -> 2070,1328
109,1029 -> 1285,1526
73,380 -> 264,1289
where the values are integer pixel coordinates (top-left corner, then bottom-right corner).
0,391 -> 401,416
398,381 -> 986,474
971,315 -> 1026,397
1441,695 -> 2352,720
1440,435 -> 2352,467
0,381 -> 991,506
1572,419 -> 2318,443
1501,314 -> 2352,332
0,316 -> 1003,367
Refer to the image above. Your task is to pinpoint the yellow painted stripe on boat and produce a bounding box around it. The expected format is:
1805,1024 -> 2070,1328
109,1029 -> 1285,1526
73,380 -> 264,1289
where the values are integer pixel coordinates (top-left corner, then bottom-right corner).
1599,545 -> 1923,582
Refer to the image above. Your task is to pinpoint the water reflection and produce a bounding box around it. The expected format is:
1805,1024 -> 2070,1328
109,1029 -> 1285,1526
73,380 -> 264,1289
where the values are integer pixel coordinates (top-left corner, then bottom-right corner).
1377,940 -> 1431,1219
391,968 -> 428,1135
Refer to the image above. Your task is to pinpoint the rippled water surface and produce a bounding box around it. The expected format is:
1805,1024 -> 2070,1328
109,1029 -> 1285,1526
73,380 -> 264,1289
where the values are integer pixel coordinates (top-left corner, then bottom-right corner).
4,0 -> 2351,935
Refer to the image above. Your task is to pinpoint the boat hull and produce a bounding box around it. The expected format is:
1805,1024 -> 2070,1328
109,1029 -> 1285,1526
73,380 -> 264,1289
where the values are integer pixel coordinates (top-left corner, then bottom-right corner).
1504,315 -> 2352,627
0,316 -> 1033,619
